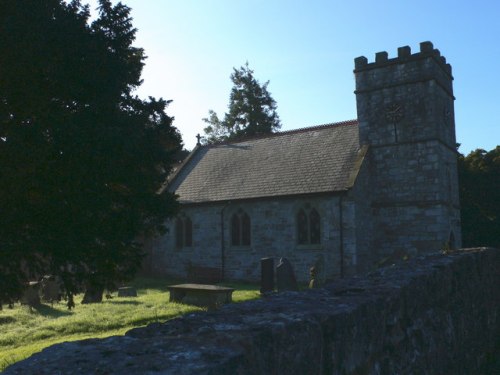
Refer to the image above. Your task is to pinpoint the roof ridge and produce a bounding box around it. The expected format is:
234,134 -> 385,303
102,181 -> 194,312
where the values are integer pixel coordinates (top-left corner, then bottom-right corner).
204,119 -> 359,147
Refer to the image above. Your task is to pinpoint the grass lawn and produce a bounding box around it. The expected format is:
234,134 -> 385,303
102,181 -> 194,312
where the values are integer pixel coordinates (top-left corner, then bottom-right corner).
0,278 -> 260,371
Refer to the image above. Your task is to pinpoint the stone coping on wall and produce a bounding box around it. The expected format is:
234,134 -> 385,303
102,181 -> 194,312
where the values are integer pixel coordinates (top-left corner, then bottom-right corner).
5,248 -> 499,375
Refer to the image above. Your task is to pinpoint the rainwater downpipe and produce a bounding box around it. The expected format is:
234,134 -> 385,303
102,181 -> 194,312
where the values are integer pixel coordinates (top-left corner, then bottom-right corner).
220,201 -> 231,281
339,193 -> 345,278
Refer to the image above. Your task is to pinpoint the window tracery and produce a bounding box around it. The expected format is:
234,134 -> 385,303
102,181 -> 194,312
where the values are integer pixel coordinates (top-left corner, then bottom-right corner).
297,206 -> 321,245
231,209 -> 251,246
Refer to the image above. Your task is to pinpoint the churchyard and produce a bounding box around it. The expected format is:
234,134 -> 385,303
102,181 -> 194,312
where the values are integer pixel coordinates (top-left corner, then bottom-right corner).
0,277 -> 260,371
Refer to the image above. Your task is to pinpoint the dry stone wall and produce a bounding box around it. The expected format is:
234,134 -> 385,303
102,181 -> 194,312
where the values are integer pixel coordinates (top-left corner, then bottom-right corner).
5,248 -> 499,375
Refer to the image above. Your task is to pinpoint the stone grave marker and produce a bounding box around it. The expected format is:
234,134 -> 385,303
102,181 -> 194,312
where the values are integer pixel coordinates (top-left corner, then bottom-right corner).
20,282 -> 41,307
276,257 -> 298,292
118,286 -> 137,297
40,275 -> 61,304
260,257 -> 274,294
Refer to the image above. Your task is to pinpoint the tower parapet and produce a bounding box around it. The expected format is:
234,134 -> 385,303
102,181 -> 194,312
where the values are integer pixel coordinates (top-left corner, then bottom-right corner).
354,41 -> 456,149
354,41 -> 452,77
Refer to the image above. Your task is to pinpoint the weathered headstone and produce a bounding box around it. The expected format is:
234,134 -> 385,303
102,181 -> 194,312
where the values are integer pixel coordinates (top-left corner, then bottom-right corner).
40,275 -> 61,304
276,257 -> 298,292
118,286 -> 137,297
260,257 -> 274,294
20,282 -> 41,307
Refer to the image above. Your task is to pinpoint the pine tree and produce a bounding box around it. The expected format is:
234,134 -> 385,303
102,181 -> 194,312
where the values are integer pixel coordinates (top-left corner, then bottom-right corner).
203,63 -> 281,143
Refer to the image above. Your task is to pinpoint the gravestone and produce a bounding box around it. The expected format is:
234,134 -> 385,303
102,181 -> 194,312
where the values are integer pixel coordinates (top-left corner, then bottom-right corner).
118,286 -> 137,297
260,257 -> 274,294
276,257 -> 298,292
40,275 -> 61,304
20,282 -> 41,307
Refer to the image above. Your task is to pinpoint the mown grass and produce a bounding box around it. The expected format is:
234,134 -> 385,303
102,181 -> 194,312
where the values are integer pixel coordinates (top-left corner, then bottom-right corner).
0,277 -> 260,371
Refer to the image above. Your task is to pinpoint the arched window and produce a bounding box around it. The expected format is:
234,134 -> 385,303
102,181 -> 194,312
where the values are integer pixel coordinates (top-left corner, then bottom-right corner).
297,206 -> 321,245
231,214 -> 240,246
310,208 -> 321,244
241,212 -> 251,246
175,215 -> 193,249
297,209 -> 308,244
231,209 -> 251,246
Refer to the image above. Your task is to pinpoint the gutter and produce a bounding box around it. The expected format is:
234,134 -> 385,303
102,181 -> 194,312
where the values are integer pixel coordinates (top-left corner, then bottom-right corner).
339,193 -> 345,278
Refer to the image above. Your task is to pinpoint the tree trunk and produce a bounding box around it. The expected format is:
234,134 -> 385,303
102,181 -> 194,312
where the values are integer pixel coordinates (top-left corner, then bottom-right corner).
81,283 -> 104,304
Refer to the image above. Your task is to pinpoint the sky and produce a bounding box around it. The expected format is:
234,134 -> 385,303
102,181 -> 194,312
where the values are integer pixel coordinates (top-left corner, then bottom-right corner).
87,0 -> 499,154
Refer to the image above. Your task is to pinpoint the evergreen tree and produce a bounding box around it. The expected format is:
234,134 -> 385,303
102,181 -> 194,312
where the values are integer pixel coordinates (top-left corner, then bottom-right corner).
203,63 -> 281,143
0,0 -> 181,308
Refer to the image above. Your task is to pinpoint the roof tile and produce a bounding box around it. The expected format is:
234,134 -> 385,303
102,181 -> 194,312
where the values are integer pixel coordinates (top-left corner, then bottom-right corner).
169,121 -> 360,203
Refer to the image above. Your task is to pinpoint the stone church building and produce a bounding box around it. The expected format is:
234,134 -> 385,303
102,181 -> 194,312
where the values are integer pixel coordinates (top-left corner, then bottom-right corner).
148,41 -> 461,282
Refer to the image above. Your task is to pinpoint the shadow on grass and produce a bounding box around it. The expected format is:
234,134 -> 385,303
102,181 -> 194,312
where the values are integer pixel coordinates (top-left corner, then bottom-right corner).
34,304 -> 73,318
0,316 -> 16,325
106,300 -> 142,306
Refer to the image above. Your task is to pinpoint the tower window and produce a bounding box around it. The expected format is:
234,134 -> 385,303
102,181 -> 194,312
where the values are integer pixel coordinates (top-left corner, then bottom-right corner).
297,207 -> 321,245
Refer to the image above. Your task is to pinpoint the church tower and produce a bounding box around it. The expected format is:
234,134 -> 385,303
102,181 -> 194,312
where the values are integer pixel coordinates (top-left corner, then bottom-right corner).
354,41 -> 461,257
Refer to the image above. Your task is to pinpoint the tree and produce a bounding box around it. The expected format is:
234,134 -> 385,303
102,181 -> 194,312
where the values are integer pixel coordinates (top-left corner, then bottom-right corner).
458,146 -> 500,248
202,63 -> 281,143
0,0 -> 182,308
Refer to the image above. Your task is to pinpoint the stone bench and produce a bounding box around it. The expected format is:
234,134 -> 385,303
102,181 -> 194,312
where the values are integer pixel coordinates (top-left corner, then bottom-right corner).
167,283 -> 234,310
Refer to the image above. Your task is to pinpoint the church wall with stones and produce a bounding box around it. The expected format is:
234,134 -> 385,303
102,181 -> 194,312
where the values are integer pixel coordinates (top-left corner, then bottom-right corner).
150,194 -> 367,282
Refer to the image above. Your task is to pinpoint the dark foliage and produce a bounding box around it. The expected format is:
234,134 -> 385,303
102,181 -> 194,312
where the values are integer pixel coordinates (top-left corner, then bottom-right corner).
0,0 -> 181,308
202,63 -> 280,143
458,146 -> 500,248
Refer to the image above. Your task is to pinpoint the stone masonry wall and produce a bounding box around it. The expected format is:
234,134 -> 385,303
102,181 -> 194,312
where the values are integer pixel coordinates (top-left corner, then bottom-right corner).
154,195 -> 350,283
354,42 -> 455,149
368,140 -> 461,256
355,42 -> 461,258
6,248 -> 498,374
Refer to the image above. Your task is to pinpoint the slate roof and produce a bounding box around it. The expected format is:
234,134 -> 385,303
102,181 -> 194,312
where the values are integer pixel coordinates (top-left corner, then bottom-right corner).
167,120 -> 363,204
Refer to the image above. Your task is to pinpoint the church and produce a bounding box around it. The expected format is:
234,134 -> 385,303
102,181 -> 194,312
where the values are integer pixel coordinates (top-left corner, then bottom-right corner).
148,41 -> 461,282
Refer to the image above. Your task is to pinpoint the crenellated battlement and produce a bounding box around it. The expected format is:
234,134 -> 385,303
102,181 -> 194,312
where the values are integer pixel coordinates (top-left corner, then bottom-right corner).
354,41 -> 452,77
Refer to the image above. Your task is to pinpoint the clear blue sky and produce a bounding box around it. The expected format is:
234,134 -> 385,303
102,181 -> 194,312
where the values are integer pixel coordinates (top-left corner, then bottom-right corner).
88,0 -> 499,153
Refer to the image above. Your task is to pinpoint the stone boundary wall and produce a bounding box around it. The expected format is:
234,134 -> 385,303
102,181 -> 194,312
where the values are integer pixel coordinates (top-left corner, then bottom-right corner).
6,248 -> 499,374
